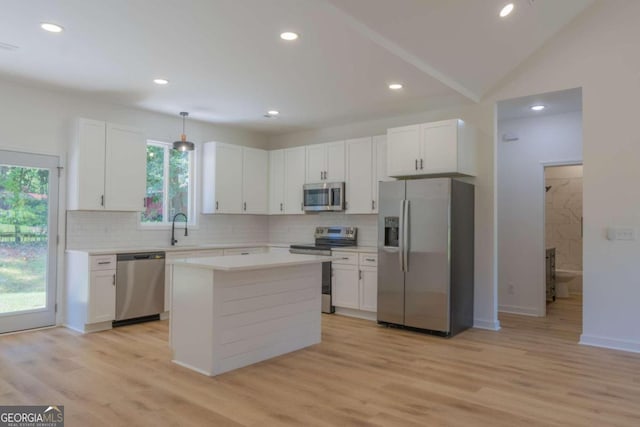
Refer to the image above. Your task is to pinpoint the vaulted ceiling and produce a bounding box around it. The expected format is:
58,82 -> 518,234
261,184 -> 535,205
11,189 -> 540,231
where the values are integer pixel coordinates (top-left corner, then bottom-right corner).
0,0 -> 593,134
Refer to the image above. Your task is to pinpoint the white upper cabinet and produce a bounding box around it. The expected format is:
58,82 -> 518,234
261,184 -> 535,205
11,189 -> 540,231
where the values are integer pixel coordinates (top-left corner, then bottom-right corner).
372,134 -> 394,214
283,147 -> 306,214
345,137 -> 373,214
305,141 -> 345,183
386,119 -> 477,177
68,118 -> 145,211
202,142 -> 268,215
104,123 -> 147,211
242,147 -> 268,214
386,124 -> 421,177
268,150 -> 285,214
202,142 -> 243,214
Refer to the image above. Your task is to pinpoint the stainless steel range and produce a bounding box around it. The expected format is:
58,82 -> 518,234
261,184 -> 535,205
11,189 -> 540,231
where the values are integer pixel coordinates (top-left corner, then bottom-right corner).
290,226 -> 357,313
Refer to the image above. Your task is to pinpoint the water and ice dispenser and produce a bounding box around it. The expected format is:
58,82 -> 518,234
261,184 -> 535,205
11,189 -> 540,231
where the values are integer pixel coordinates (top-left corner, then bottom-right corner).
384,217 -> 399,247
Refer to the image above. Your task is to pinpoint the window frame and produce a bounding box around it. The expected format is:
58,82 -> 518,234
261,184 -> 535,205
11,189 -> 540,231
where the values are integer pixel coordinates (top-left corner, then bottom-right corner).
139,140 -> 197,229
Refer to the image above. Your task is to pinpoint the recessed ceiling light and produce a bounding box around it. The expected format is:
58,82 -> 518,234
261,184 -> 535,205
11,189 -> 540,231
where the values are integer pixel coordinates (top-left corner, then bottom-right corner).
388,83 -> 403,90
530,104 -> 545,111
41,22 -> 64,33
267,110 -> 280,116
153,78 -> 169,85
499,3 -> 514,18
280,32 -> 299,41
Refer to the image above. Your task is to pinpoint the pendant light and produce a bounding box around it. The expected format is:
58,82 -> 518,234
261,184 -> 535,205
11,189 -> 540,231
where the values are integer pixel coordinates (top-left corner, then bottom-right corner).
173,112 -> 195,151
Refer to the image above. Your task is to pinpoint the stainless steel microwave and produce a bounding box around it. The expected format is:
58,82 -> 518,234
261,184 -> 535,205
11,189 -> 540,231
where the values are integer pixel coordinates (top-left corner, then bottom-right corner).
303,182 -> 345,212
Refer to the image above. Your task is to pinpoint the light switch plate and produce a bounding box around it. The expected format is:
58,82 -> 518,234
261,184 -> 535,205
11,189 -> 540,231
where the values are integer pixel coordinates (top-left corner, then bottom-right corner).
606,227 -> 636,241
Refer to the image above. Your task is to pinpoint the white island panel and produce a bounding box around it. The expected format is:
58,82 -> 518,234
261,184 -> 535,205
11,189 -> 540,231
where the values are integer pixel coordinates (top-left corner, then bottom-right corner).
171,260 -> 322,376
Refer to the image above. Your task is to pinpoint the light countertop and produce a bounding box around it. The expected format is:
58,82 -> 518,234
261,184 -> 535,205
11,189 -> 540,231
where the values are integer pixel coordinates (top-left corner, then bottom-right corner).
169,252 -> 336,272
66,243 -> 377,255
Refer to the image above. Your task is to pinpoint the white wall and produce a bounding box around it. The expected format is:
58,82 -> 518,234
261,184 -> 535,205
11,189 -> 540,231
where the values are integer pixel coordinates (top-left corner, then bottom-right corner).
497,111 -> 582,316
486,0 -> 640,351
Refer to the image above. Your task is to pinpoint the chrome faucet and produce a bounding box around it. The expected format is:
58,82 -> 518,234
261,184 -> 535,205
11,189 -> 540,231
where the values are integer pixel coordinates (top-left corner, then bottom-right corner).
171,213 -> 188,246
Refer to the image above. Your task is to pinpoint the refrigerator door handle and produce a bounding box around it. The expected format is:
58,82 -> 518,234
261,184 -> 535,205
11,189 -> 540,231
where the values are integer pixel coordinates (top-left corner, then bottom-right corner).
398,199 -> 405,272
403,199 -> 409,272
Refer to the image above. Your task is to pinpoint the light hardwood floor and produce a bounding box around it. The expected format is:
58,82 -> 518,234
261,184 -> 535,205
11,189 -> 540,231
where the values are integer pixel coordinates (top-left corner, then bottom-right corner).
1,295 -> 639,426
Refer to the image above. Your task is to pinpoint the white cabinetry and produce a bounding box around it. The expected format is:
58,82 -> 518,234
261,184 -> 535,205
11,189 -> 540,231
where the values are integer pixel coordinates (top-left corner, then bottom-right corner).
345,135 -> 393,214
68,118 -> 146,211
65,252 -> 117,333
242,147 -> 268,214
284,147 -> 306,214
386,119 -> 476,177
202,143 -> 268,214
332,251 -> 377,314
269,147 -> 306,215
305,141 -> 345,183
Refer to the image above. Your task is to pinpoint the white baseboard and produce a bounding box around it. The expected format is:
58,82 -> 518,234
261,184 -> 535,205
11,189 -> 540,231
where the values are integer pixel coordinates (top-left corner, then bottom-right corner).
580,334 -> 640,354
498,304 -> 541,316
334,307 -> 377,321
473,318 -> 501,331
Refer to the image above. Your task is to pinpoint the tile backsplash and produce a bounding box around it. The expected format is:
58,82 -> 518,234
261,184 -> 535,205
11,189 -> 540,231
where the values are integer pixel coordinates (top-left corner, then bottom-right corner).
268,213 -> 378,247
66,211 -> 378,250
66,211 -> 268,249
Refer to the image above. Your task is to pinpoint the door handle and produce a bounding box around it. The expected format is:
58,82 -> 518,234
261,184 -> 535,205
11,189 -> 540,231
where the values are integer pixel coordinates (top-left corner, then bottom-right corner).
420,159 -> 424,170
403,199 -> 409,272
398,200 -> 404,271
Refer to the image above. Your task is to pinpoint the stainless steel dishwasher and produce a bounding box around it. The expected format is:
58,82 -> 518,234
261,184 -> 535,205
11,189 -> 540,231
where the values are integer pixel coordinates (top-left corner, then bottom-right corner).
114,252 -> 165,325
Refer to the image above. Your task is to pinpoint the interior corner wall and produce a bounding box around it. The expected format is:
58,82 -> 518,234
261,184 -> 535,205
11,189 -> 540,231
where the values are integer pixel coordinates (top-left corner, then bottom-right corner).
497,111 -> 583,316
487,0 -> 640,351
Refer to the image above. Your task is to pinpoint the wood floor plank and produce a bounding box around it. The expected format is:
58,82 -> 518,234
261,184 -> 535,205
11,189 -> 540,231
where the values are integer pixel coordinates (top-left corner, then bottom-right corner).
1,295 -> 640,426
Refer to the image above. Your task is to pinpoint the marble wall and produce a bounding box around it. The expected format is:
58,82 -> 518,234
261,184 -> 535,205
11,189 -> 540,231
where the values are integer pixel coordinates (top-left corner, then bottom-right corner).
545,165 -> 583,271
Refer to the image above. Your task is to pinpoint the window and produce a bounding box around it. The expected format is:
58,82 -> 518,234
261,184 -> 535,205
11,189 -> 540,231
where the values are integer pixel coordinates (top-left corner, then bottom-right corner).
141,141 -> 195,225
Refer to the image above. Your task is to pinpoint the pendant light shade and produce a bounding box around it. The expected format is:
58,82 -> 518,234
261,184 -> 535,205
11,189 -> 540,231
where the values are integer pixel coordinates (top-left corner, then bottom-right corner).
173,112 -> 195,151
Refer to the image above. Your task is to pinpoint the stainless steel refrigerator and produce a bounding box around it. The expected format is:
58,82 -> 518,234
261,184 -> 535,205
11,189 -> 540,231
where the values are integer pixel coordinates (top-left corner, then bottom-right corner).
377,178 -> 474,337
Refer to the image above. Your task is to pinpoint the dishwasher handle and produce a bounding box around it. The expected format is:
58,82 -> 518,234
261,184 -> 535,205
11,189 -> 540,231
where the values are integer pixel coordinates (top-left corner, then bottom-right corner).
117,252 -> 165,261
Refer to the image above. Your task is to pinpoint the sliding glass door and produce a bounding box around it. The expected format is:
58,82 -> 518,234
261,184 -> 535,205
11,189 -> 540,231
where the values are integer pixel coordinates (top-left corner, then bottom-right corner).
0,150 -> 59,334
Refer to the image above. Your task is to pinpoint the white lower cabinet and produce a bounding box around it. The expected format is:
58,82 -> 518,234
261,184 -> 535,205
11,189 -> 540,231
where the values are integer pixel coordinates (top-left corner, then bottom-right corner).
332,251 -> 378,314
88,269 -> 116,323
332,265 -> 360,309
359,268 -> 377,312
66,253 -> 117,333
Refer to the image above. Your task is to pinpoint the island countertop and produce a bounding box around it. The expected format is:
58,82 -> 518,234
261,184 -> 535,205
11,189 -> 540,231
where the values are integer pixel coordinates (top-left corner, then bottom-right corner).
168,252 -> 335,272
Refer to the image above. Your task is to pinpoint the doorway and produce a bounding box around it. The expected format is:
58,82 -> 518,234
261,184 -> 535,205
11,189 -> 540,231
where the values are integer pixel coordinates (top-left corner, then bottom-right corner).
496,87 -> 583,329
0,150 -> 59,334
544,163 -> 583,325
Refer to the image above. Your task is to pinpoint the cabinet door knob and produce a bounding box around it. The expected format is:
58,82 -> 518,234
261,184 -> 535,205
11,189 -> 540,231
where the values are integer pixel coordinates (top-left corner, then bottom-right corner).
415,159 -> 418,170
359,270 -> 362,280
101,195 -> 105,206
216,201 -> 219,210
280,203 -> 283,211
371,200 -> 375,210
243,202 -> 247,211
420,159 -> 424,170
112,274 -> 116,286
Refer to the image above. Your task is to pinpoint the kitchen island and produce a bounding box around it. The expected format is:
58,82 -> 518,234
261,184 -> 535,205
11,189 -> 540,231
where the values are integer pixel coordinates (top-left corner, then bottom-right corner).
169,252 -> 329,376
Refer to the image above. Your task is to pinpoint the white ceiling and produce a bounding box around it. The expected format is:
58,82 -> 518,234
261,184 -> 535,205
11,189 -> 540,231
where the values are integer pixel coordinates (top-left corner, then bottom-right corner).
0,0 -> 593,134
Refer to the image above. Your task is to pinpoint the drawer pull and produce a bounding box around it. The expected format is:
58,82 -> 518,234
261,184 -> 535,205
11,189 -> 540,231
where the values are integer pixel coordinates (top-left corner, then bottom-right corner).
365,258 -> 375,262
342,257 -> 350,260
98,261 -> 111,265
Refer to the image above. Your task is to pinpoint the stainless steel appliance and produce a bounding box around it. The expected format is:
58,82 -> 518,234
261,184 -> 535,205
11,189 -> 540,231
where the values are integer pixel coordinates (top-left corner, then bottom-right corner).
378,178 -> 474,337
303,182 -> 345,212
290,226 -> 357,313
115,252 -> 165,325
